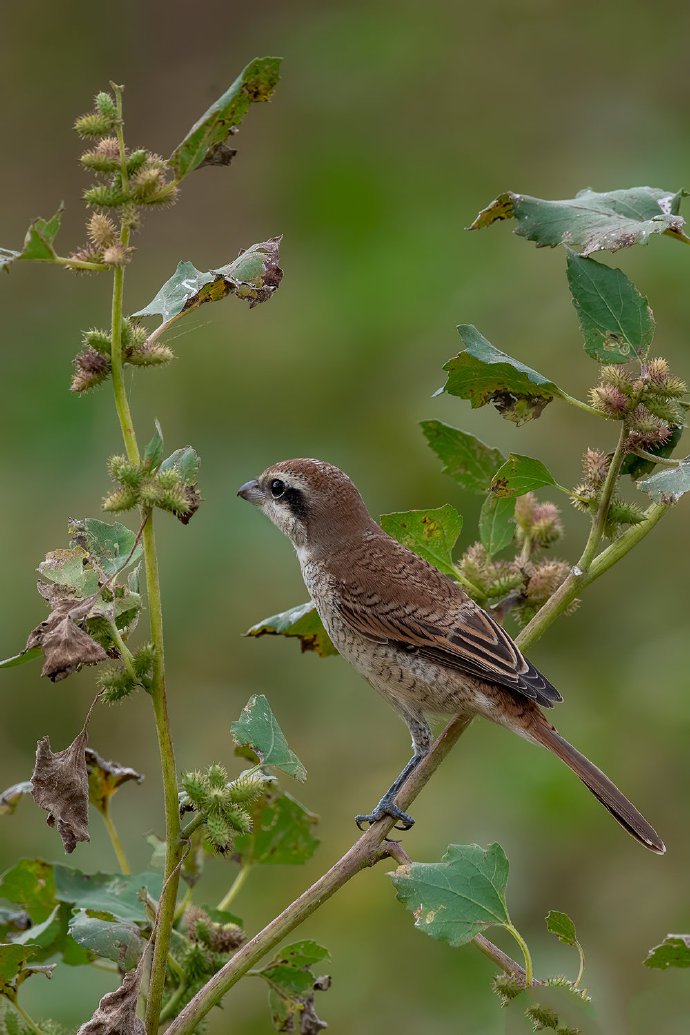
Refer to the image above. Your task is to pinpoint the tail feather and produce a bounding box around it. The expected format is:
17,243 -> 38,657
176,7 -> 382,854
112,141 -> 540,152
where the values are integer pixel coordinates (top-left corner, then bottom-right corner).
531,721 -> 665,854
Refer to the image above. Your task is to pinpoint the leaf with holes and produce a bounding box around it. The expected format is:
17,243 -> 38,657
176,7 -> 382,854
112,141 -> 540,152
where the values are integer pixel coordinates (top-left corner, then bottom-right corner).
420,420 -> 504,493
380,505 -> 462,579
68,519 -> 143,580
490,455 -> 557,498
390,843 -> 512,947
231,695 -> 307,782
169,57 -> 282,180
437,325 -> 563,425
470,187 -> 688,255
245,603 -> 337,657
567,253 -> 654,363
258,940 -> 331,1034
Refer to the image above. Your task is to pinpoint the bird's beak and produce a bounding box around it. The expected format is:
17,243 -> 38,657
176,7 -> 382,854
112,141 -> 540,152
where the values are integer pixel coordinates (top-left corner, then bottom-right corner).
237,479 -> 264,505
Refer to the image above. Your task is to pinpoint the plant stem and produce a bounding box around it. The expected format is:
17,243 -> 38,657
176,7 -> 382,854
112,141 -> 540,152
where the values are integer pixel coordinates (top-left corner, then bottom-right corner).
560,392 -> 602,418
217,862 -> 252,912
504,924 -> 534,987
516,498 -> 669,650
577,424 -> 628,574
631,447 -> 684,468
107,618 -> 137,681
54,254 -> 109,272
105,84 -> 181,1034
158,977 -> 189,1025
143,511 -> 182,1035
574,939 -> 585,988
165,716 -> 482,1035
12,1001 -> 45,1035
100,807 -> 131,874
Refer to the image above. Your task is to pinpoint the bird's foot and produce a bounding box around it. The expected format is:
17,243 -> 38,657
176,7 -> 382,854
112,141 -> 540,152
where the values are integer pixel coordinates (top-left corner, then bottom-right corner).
355,796 -> 415,832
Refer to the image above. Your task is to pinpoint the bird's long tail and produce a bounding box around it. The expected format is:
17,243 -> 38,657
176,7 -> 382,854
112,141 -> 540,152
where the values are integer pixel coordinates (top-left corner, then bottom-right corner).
529,718 -> 665,854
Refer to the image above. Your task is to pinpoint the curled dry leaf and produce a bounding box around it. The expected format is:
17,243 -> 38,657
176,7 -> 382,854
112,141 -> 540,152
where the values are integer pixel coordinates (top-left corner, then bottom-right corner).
85,748 -> 144,815
0,781 -> 33,816
31,725 -> 90,853
77,961 -> 145,1035
26,587 -> 107,683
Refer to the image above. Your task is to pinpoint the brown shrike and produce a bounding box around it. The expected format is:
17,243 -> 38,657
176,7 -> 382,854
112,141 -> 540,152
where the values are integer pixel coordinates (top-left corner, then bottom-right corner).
238,458 -> 664,853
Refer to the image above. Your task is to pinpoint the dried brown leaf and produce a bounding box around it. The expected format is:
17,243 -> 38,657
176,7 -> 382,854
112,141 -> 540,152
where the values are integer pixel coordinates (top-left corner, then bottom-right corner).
31,725 -> 90,853
26,591 -> 107,683
77,964 -> 145,1034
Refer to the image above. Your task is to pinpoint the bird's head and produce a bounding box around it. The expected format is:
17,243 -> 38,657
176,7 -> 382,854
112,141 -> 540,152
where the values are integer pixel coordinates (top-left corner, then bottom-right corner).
237,458 -> 372,554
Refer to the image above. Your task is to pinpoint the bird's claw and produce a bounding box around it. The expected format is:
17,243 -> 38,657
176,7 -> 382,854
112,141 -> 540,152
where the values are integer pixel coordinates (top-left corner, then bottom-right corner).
354,799 -> 415,832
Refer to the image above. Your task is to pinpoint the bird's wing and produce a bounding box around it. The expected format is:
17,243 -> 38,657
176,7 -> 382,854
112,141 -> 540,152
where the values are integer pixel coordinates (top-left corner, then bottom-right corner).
333,543 -> 561,707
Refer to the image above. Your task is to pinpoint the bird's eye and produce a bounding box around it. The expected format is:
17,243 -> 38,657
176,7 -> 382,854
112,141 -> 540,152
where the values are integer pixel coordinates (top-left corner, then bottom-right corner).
270,478 -> 286,499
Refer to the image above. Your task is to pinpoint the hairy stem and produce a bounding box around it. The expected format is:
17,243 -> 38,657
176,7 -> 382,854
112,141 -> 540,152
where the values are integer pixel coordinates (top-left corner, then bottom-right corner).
100,807 -> 131,874
143,512 -> 182,1035
578,423 -> 628,573
54,254 -> 108,272
560,391 -> 602,418
105,83 -> 181,1035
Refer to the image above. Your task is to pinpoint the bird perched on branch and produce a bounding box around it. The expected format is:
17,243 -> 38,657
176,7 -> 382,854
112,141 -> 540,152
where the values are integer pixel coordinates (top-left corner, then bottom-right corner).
238,458 -> 664,854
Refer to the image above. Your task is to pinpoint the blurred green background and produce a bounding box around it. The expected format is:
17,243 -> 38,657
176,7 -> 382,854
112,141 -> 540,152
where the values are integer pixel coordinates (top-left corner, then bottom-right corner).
1,1 -> 690,1031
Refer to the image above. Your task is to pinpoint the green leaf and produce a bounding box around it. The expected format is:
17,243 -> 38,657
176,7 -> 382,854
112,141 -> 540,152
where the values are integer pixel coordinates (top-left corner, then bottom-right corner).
270,941 -> 330,970
169,56 -> 282,180
637,460 -> 690,502
132,239 -> 282,324
234,786 -> 319,866
479,496 -> 515,557
68,910 -> 145,972
490,454 -> 557,498
245,603 -> 337,657
0,943 -> 37,985
470,187 -> 688,255
259,940 -> 331,1033
0,646 -> 42,670
231,695 -> 307,782
143,420 -> 164,472
566,253 -> 654,363
545,910 -> 578,947
390,843 -> 511,948
380,505 -> 462,579
1,205 -> 63,272
68,518 -> 143,580
420,420 -> 504,493
437,325 -> 563,425
0,782 -> 33,816
159,446 -> 200,483
53,867 -> 163,923
37,547 -> 99,596
644,934 -> 690,969
0,860 -> 57,922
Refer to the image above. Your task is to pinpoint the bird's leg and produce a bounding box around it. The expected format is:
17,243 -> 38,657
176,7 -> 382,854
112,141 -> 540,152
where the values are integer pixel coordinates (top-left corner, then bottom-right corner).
355,753 -> 426,830
355,711 -> 431,831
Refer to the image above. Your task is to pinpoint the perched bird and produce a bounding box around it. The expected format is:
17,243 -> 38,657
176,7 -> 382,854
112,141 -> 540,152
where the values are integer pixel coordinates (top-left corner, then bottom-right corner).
238,458 -> 665,853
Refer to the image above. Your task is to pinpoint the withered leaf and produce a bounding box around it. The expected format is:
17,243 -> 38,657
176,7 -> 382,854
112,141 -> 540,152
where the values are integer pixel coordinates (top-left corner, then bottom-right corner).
31,726 -> 90,854
77,963 -> 145,1035
26,590 -> 108,683
85,748 -> 143,815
